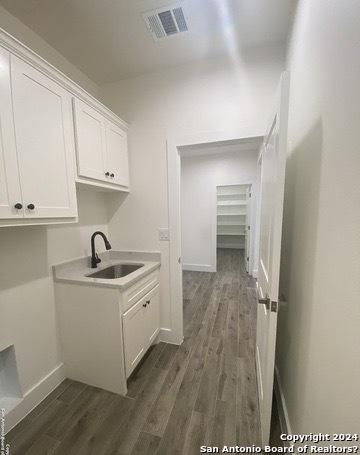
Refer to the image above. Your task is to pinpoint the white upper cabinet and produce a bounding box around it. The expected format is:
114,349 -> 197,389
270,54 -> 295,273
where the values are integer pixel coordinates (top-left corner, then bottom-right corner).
0,48 -> 22,219
73,98 -> 129,190
105,121 -> 129,188
73,98 -> 107,182
11,56 -> 78,219
0,29 -> 129,225
0,50 -> 77,225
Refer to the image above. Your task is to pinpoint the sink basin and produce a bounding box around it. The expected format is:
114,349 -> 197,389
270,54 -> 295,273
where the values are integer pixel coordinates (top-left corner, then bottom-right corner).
87,263 -> 144,279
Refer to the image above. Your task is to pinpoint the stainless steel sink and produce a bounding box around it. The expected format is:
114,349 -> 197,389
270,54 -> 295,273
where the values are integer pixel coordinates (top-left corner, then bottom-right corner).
87,263 -> 144,279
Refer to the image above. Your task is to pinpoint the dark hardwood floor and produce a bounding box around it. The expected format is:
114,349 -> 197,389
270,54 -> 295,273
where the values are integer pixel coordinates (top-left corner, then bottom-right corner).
6,248 -> 264,454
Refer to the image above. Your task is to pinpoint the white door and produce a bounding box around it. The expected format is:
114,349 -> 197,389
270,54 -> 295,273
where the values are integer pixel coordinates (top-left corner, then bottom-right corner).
11,55 -> 77,218
0,49 -> 23,219
144,285 -> 160,347
123,298 -> 145,377
105,121 -> 129,187
256,72 -> 290,445
73,98 -> 107,182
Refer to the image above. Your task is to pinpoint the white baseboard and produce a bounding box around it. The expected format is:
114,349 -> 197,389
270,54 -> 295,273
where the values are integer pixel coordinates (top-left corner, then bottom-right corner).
274,366 -> 293,441
5,363 -> 66,433
182,263 -> 215,273
158,328 -> 183,345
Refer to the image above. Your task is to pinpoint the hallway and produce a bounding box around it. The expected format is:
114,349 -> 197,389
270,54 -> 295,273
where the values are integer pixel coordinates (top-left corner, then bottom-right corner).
181,248 -> 261,449
6,248 -> 261,454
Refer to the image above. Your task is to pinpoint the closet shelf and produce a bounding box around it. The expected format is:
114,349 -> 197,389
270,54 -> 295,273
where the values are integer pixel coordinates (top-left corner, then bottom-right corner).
217,212 -> 246,216
217,201 -> 247,206
217,221 -> 246,226
216,184 -> 250,254
217,192 -> 247,197
217,232 -> 246,236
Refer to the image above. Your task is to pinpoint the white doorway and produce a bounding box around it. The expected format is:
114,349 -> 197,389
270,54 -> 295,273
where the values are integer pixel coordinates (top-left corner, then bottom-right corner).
216,183 -> 252,272
179,140 -> 261,276
167,70 -> 289,448
167,133 -> 263,345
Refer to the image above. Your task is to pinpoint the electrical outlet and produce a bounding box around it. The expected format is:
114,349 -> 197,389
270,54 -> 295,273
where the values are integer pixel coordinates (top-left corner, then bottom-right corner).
158,228 -> 170,241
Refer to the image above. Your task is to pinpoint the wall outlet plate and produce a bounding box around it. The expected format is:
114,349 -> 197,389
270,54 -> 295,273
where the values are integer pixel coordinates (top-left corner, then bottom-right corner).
158,228 -> 170,241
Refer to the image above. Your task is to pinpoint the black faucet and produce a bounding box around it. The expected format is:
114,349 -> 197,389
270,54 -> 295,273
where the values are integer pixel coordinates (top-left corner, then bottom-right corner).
90,231 -> 112,268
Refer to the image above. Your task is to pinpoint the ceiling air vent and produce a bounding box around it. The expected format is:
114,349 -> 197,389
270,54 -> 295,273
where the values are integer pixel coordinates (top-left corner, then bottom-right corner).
143,5 -> 189,41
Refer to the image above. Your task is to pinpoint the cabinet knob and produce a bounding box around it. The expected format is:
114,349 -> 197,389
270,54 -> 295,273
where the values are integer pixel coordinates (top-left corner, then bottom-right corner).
110,173 -> 115,178
14,203 -> 23,210
146,300 -> 150,305
27,203 -> 35,210
105,172 -> 110,177
142,303 -> 147,308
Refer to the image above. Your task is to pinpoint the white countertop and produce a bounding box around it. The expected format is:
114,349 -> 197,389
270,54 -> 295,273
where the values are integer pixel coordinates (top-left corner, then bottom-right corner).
52,250 -> 161,290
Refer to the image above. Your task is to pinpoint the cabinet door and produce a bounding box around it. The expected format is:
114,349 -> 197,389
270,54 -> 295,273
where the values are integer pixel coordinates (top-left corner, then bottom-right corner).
105,121 -> 129,187
0,49 -> 23,219
11,55 -> 77,218
123,299 -> 145,377
73,98 -> 107,182
144,285 -> 160,348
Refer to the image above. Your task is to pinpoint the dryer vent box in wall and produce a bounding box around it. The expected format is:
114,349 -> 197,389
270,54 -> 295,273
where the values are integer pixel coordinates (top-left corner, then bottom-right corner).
143,4 -> 189,41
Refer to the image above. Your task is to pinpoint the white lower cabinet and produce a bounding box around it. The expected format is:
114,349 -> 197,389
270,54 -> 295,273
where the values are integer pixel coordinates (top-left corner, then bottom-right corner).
55,268 -> 160,396
123,298 -> 146,376
145,286 -> 161,346
123,284 -> 160,377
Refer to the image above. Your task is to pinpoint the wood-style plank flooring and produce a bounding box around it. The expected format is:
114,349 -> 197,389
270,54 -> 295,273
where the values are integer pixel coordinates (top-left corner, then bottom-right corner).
6,248 -> 262,454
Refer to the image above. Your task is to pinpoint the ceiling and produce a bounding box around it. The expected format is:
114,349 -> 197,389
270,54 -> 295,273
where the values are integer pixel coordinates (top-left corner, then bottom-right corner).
0,0 -> 296,84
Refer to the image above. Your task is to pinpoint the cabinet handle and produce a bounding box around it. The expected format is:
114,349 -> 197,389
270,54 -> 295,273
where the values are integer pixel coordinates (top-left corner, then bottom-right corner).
110,173 -> 115,178
105,172 -> 110,177
14,203 -> 23,210
27,203 -> 35,210
146,300 -> 151,305
142,303 -> 147,308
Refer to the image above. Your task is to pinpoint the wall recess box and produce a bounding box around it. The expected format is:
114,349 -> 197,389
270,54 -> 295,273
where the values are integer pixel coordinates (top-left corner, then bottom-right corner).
0,345 -> 22,415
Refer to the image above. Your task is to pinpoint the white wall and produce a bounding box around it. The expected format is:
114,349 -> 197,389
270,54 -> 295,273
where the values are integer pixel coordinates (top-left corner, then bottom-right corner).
0,189 -> 110,426
181,149 -> 258,272
101,47 -> 285,333
0,5 -> 99,97
0,9 -> 111,429
277,0 -> 360,436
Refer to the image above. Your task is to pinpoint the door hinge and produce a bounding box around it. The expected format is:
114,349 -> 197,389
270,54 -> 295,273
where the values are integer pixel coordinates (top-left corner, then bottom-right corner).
249,192 -> 251,198
247,225 -> 250,230
271,301 -> 278,313
178,257 -> 181,264
258,296 -> 270,310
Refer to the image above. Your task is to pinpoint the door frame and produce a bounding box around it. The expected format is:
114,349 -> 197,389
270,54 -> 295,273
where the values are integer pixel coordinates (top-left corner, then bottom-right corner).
167,129 -> 264,344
